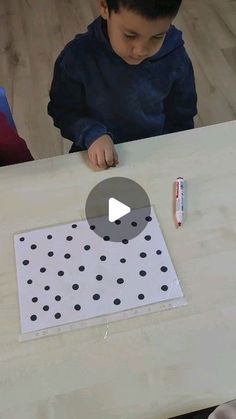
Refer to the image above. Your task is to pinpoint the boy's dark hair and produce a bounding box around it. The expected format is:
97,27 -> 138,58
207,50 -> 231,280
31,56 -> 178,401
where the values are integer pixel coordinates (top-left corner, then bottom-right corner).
106,0 -> 182,19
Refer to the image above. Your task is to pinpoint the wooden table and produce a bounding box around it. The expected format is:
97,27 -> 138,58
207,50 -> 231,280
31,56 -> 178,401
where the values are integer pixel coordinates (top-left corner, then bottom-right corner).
0,121 -> 236,419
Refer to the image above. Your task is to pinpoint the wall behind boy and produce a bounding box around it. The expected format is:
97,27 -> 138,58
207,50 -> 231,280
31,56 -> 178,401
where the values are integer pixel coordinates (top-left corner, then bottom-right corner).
0,0 -> 235,160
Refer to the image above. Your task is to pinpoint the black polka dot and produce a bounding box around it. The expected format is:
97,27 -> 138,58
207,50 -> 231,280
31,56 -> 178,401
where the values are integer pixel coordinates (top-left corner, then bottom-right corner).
161,285 -> 168,291
90,225 -> 96,230
32,297 -> 38,303
20,237 -> 25,242
122,239 -> 129,244
72,224 -> 77,229
161,266 -> 168,272
156,250 -> 162,255
43,305 -> 49,311
44,285 -> 50,291
120,258 -> 126,263
115,219 -> 121,225
93,294 -> 100,300
103,236 -> 110,241
27,279 -> 33,285
138,294 -> 145,300
58,270 -> 64,276
100,255 -> 106,261
47,235 -> 52,240
55,295 -> 61,301
78,265 -> 85,272
114,298 -> 121,305
145,216 -> 152,222
48,251 -> 54,257
74,304 -> 81,311
55,313 -> 61,319
66,236 -> 73,241
31,244 -> 37,250
23,260 -> 29,266
72,284 -> 79,290
84,245 -> 90,251
145,235 -> 151,241
96,275 -> 103,281
139,270 -> 146,277
140,252 -> 147,258
64,253 -> 71,259
30,315 -> 37,321
40,267 -> 46,273
117,278 -> 124,284
131,221 -> 137,227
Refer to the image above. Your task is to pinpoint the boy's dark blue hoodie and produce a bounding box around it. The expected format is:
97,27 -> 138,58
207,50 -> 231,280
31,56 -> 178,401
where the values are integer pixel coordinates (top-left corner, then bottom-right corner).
48,17 -> 197,150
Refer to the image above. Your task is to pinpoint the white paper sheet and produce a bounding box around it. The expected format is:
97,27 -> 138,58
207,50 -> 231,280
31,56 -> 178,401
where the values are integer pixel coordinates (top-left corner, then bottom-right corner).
14,207 -> 183,334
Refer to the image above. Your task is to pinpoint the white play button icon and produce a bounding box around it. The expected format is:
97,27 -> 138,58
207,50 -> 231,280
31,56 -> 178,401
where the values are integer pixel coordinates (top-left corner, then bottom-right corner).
108,198 -> 131,223
85,177 -> 151,242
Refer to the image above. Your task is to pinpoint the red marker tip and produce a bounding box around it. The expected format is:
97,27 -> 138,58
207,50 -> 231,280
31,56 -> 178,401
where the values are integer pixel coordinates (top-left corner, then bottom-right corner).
178,222 -> 182,227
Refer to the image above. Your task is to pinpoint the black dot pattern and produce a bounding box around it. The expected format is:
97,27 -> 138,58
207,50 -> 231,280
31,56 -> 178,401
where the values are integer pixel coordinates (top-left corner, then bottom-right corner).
139,270 -> 147,277
140,252 -> 147,258
58,271 -> 64,276
16,210 -> 178,331
117,278 -> 124,284
31,315 -> 37,321
23,260 -> 29,266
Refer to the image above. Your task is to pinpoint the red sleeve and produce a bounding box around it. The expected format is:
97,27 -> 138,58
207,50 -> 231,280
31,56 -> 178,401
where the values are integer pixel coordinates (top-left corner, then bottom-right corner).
0,112 -> 34,166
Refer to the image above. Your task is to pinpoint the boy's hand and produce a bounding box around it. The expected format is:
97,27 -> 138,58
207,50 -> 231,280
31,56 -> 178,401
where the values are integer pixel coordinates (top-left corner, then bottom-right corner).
88,135 -> 119,170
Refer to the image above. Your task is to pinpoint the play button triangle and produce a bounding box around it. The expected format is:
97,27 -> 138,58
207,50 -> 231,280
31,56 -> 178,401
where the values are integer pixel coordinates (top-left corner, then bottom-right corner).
108,198 -> 131,223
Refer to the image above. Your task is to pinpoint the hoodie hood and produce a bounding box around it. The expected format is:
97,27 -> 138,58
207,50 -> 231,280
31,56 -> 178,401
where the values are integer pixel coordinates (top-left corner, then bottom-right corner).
87,16 -> 184,63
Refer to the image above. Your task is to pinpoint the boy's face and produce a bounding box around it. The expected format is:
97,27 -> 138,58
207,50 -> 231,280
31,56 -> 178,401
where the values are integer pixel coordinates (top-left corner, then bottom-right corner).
99,0 -> 174,65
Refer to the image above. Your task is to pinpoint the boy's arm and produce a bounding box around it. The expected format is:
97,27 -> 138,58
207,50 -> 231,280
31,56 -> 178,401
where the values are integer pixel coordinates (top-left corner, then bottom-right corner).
163,51 -> 197,133
47,56 -> 112,150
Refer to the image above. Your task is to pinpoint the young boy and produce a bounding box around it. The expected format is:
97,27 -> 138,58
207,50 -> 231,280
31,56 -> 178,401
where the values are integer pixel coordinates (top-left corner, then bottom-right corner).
48,0 -> 197,170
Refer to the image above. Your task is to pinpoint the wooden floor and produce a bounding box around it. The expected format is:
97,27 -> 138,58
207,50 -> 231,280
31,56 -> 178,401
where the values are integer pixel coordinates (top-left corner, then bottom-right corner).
0,0 -> 236,160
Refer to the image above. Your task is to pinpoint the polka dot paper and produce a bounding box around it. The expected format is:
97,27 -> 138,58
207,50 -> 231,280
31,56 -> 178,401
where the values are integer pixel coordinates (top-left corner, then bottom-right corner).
14,207 -> 184,335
